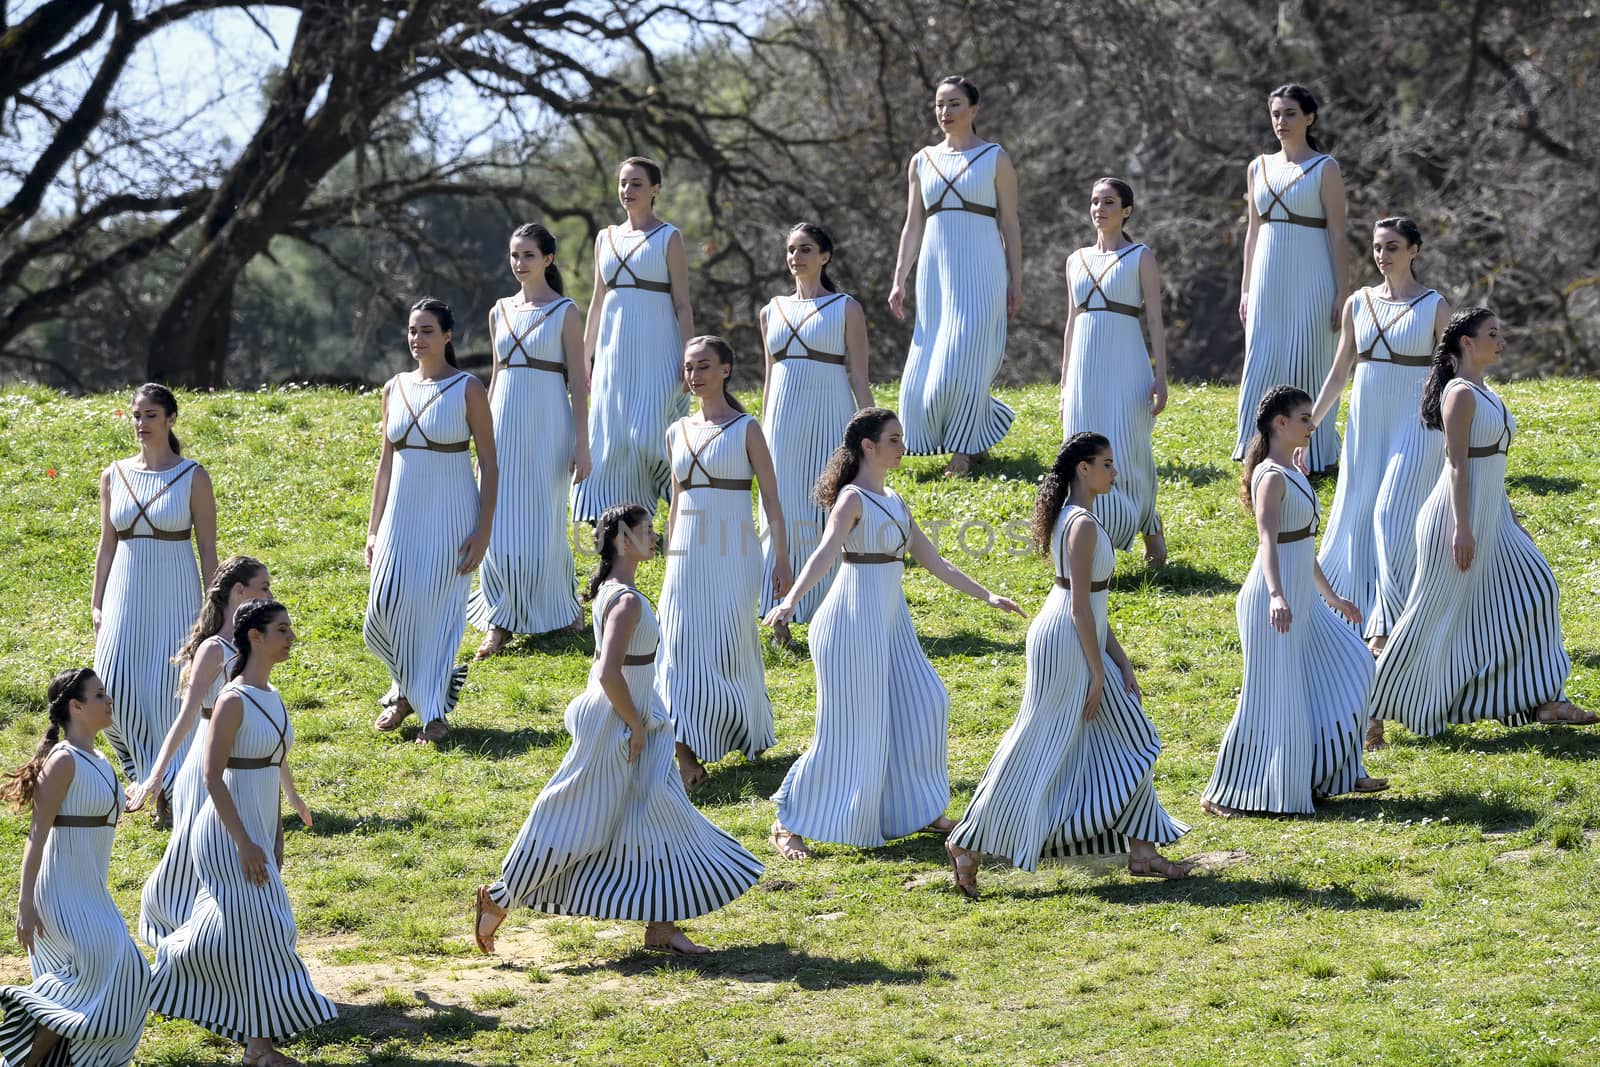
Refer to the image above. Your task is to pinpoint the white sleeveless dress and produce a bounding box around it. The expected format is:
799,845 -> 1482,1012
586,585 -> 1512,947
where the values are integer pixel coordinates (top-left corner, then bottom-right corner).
94,459 -> 203,787
571,223 -> 689,522
150,682 -> 336,1042
487,581 -> 763,919
900,143 -> 1015,456
760,292 -> 858,622
658,415 -> 774,762
772,486 -> 951,846
468,297 -> 582,635
1061,244 -> 1163,550
950,507 -> 1187,867
365,371 -> 479,725
1234,154 -> 1341,472
1369,380 -> 1571,734
0,744 -> 149,1067
1318,288 -> 1446,638
1203,462 -> 1373,813
139,635 -> 237,948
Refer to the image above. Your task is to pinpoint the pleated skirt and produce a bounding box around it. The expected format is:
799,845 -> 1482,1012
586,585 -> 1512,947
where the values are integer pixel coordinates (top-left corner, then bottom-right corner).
1061,315 -> 1161,549
138,717 -> 211,948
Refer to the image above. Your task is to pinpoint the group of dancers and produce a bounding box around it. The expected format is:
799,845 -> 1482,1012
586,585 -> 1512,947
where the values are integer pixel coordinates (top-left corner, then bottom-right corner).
3,76 -> 1591,1066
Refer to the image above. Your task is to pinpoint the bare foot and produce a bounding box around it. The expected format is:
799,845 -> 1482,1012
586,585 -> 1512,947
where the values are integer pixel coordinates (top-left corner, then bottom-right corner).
474,626 -> 512,661
922,814 -> 958,835
1353,776 -> 1389,793
943,453 -> 972,478
1365,717 -> 1387,751
1536,701 -> 1600,726
415,718 -> 449,746
473,885 -> 506,954
771,619 -> 792,648
768,822 -> 812,860
1200,799 -> 1240,819
1142,529 -> 1167,569
1367,636 -> 1387,659
1128,853 -> 1192,879
561,612 -> 585,633
645,921 -> 708,955
676,744 -> 707,791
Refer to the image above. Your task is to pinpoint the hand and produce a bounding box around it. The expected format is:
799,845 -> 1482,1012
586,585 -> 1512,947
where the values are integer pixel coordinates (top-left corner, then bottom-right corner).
763,602 -> 796,628
1006,284 -> 1022,319
1452,524 -> 1475,571
1330,294 -> 1345,332
1238,292 -> 1249,327
1119,660 -> 1141,699
364,533 -> 377,570
1332,596 -> 1362,626
1150,380 -> 1168,417
286,791 -> 312,827
235,839 -> 270,886
1057,387 -> 1068,425
15,897 -> 40,952
988,594 -> 1026,617
457,527 -> 490,574
1082,675 -> 1104,721
92,606 -> 103,635
624,725 -> 646,763
772,560 -> 794,599
887,284 -> 907,321
1290,446 -> 1310,475
125,775 -> 161,812
571,444 -> 592,483
1269,592 -> 1293,634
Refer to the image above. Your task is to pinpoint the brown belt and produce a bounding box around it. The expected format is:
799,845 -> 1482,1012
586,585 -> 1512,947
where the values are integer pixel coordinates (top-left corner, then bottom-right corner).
596,651 -> 657,666
495,358 -> 568,378
1263,213 -> 1326,229
926,202 -> 998,218
1278,526 -> 1315,543
1467,443 -> 1509,458
772,351 -> 847,366
393,440 -> 469,453
116,528 -> 191,541
1077,301 -> 1141,318
673,477 -> 753,492
1357,351 -> 1431,367
201,707 -> 212,720
843,552 -> 904,565
53,814 -> 116,828
227,756 -> 281,770
612,278 -> 673,294
1054,576 -> 1110,591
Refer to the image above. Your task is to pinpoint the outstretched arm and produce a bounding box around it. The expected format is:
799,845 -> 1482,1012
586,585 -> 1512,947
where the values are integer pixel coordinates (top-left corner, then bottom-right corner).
1310,295 -> 1360,427
763,491 -> 862,625
129,638 -> 225,810
906,516 -> 1025,616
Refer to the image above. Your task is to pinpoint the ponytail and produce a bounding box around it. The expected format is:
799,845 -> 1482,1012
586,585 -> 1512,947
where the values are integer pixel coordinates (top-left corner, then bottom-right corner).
1422,306 -> 1495,431
684,335 -> 747,415
1030,433 -> 1111,552
1239,385 -> 1312,511
229,598 -> 286,681
3,668 -> 95,810
511,223 -> 565,295
583,504 -> 648,603
174,555 -> 266,691
815,407 -> 898,509
131,382 -> 182,456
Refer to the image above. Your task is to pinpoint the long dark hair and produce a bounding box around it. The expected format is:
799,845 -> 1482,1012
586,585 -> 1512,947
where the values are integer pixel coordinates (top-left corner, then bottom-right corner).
1269,83 -> 1323,152
410,297 -> 458,367
1030,433 -> 1112,553
511,222 -> 565,295
131,382 -> 181,455
584,504 -> 649,603
936,74 -> 981,134
788,222 -> 837,293
2,668 -> 96,810
1373,216 -> 1423,281
174,555 -> 266,692
814,407 -> 898,509
229,598 -> 287,681
685,335 -> 746,414
1092,177 -> 1136,245
1239,385 -> 1313,510
1421,306 -> 1496,431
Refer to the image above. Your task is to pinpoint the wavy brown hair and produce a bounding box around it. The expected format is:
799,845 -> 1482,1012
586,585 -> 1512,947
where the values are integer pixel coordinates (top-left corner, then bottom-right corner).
1030,433 -> 1111,553
1239,385 -> 1312,511
174,555 -> 266,692
814,407 -> 899,510
2,668 -> 97,810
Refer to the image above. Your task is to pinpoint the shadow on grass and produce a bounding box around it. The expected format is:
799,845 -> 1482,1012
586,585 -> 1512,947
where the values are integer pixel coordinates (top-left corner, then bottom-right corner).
1426,727 -> 1600,763
1158,460 -> 1230,487
1111,558 -> 1240,596
296,810 -> 428,836
558,940 -> 941,988
307,991 -> 526,1058
1571,649 -> 1600,671
1313,785 -> 1542,830
920,630 -> 1025,659
1082,873 -> 1418,912
1507,473 -> 1583,496
695,751 -> 799,805
513,627 -> 595,658
430,722 -> 568,756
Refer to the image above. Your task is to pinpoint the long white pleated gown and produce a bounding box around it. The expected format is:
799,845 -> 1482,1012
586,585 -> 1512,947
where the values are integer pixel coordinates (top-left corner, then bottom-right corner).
1203,462 -> 1373,813
468,297 -> 582,634
760,292 -> 858,622
772,486 -> 952,846
94,459 -> 202,786
1234,154 -> 1341,472
139,635 -> 236,948
365,371 -> 478,725
151,682 -> 336,1042
1369,380 -> 1571,734
1318,289 -> 1445,638
488,581 -> 763,919
900,144 -> 1015,456
570,223 -> 688,522
658,415 -> 774,762
0,744 -> 149,1067
1061,244 -> 1162,550
950,507 -> 1187,866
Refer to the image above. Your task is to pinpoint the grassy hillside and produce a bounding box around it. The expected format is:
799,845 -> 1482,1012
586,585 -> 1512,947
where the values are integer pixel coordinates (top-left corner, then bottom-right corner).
0,380 -> 1597,1066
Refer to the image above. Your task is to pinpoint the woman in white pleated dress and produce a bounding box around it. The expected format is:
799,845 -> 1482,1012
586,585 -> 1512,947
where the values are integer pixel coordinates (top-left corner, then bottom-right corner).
660,337 -> 791,789
946,434 -> 1190,896
151,599 -> 336,1066
759,222 -> 873,636
763,409 -> 1024,859
1234,84 -> 1348,474
1,669 -> 148,1067
1203,387 -> 1388,817
1369,308 -> 1592,734
474,504 -> 764,958
888,76 -> 1021,477
469,223 -> 589,659
571,157 -> 695,522
1309,217 -> 1450,714
92,382 -> 217,816
1059,177 -> 1171,566
366,298 -> 498,745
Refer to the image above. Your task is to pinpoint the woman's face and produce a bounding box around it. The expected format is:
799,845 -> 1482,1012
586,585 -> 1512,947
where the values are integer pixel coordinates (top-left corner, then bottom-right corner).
1461,316 -> 1505,368
231,568 -> 273,609
508,235 -> 552,287
862,418 -> 907,470
71,674 -> 114,734
933,85 -> 976,135
1275,404 -> 1316,449
617,165 -> 658,211
618,516 -> 658,563
250,610 -> 296,667
407,309 -> 450,364
786,232 -> 829,283
1269,95 -> 1314,146
1371,227 -> 1417,279
1089,183 -> 1131,234
681,344 -> 729,400
130,397 -> 176,450
1078,448 -> 1117,494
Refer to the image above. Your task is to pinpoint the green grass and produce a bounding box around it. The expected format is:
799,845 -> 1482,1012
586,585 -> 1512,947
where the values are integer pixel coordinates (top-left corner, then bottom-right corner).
1,379 -> 1597,1065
